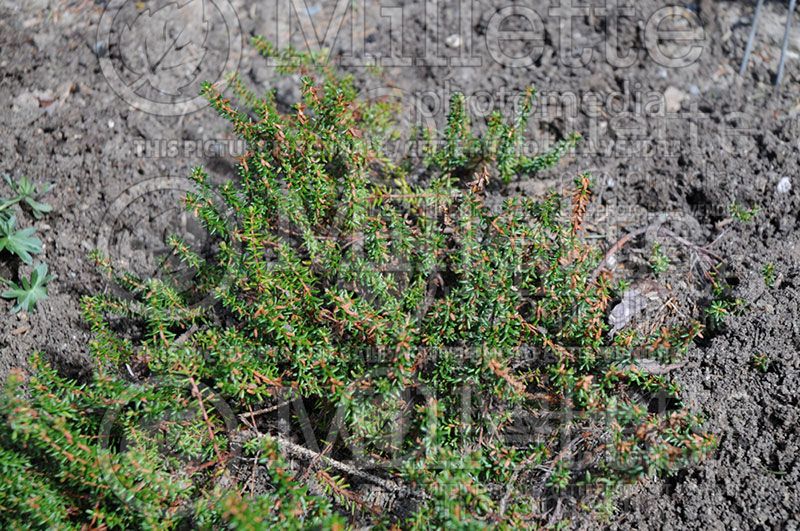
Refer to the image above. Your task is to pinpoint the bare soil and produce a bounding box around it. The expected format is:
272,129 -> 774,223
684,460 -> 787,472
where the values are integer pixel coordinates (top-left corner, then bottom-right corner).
1,0 -> 798,527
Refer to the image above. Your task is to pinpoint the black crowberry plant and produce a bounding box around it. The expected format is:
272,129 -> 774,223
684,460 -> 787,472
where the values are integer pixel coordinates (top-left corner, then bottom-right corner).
0,39 -> 715,529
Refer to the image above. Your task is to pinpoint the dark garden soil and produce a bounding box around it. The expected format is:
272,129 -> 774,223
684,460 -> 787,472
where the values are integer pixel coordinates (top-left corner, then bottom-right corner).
1,0 -> 798,527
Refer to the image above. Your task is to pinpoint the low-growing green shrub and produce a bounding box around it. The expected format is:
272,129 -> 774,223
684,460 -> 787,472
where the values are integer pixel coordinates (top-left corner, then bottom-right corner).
0,39 -> 715,529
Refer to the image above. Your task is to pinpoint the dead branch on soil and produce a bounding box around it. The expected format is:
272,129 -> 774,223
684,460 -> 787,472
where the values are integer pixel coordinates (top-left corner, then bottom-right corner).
590,222 -> 722,282
255,432 -> 430,501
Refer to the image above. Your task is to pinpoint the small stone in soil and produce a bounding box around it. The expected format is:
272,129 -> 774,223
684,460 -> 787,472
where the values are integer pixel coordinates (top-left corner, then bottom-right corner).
445,34 -> 462,48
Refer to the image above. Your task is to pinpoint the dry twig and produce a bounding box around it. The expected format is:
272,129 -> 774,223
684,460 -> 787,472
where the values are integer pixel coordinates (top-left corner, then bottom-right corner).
257,432 -> 429,501
590,222 -> 721,282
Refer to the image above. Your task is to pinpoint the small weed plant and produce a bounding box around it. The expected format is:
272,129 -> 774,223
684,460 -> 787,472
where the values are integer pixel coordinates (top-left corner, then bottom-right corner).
704,271 -> 746,331
729,201 -> 759,223
751,353 -> 770,373
0,40 -> 715,529
648,243 -> 670,276
762,262 -> 776,288
0,175 -> 53,313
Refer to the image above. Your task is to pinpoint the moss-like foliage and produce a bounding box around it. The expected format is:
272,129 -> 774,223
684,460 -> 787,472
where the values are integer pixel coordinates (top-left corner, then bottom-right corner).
0,38 -> 715,529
